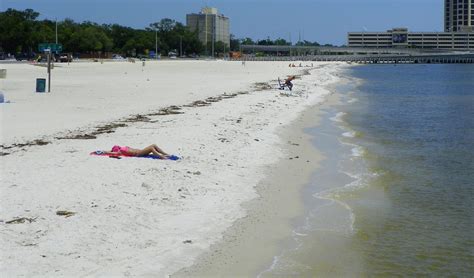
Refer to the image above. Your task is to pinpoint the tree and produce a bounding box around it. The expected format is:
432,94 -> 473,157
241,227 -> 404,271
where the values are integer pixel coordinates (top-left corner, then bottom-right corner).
257,37 -> 274,45
148,19 -> 202,56
69,24 -> 113,53
103,24 -> 137,53
0,8 -> 203,57
230,34 -> 240,51
59,18 -> 80,53
274,38 -> 291,46
214,41 -> 227,55
0,8 -> 40,53
240,37 -> 255,45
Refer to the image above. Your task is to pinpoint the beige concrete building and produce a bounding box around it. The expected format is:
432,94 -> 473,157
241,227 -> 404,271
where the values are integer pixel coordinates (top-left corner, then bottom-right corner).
445,0 -> 473,32
348,28 -> 473,49
347,2 -> 474,49
186,7 -> 230,49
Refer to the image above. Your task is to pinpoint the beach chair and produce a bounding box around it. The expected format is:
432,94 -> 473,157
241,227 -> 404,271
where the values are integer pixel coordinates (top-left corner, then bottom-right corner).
278,78 -> 294,91
278,78 -> 288,90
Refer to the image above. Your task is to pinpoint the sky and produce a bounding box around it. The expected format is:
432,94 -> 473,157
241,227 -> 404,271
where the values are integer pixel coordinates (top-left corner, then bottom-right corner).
1,0 -> 444,46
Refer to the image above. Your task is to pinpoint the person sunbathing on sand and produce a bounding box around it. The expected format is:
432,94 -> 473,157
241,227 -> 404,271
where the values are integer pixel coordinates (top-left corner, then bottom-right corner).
102,144 -> 171,159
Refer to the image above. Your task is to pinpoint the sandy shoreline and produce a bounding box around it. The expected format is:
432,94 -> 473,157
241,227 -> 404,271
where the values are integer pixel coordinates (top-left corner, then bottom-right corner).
175,93 -> 334,277
0,60 -> 345,276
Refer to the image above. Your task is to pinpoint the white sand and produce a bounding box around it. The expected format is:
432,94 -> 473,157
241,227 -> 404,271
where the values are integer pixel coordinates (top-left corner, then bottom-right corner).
0,60 -> 345,276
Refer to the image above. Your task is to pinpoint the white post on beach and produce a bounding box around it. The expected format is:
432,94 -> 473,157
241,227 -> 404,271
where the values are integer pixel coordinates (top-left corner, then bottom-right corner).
0,69 -> 5,81
0,69 -> 6,101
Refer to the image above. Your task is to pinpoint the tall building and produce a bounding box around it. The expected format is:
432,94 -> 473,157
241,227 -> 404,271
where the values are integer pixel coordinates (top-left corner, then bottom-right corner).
186,7 -> 230,50
445,0 -> 473,32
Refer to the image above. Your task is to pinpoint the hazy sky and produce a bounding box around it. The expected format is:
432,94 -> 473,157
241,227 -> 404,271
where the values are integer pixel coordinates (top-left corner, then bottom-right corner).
1,0 -> 444,45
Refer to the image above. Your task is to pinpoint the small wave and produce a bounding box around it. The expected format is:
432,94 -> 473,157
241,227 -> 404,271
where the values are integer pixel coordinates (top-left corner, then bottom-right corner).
257,241 -> 305,277
351,146 -> 366,157
330,112 -> 347,123
331,169 -> 380,196
312,192 -> 356,234
292,231 -> 308,237
337,138 -> 366,158
347,98 -> 358,103
342,131 -> 356,138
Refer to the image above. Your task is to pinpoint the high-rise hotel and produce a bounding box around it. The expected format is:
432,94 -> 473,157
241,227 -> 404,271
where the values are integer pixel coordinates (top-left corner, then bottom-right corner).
445,0 -> 473,32
347,1 -> 473,49
186,7 -> 230,50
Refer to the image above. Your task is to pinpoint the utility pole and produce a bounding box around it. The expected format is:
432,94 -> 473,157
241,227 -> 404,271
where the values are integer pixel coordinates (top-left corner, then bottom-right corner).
180,36 -> 183,57
155,29 -> 158,59
55,18 -> 58,44
205,13 -> 208,56
211,22 -> 215,58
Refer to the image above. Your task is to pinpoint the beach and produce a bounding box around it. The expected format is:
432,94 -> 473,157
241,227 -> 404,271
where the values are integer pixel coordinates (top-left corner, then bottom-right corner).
0,60 -> 345,276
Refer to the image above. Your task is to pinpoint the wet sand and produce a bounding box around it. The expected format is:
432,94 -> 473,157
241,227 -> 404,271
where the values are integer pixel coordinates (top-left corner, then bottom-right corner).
174,87 -> 345,277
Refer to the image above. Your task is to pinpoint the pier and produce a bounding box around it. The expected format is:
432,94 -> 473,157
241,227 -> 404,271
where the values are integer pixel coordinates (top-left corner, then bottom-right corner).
239,45 -> 474,64
240,53 -> 474,64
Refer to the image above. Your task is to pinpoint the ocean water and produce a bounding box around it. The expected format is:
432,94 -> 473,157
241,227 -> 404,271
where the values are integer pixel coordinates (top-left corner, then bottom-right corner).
260,64 -> 474,277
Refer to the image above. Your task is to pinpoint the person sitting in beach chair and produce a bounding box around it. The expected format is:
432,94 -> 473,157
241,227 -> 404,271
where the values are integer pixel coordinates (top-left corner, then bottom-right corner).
98,144 -> 172,159
278,75 -> 296,91
284,75 -> 296,91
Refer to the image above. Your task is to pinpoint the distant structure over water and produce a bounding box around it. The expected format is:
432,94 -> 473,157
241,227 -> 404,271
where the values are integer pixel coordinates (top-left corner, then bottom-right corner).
186,7 -> 230,50
445,0 -> 473,32
347,28 -> 473,49
347,1 -> 473,50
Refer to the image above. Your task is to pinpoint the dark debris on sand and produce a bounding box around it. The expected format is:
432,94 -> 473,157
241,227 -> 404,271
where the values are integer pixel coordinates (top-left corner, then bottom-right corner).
2,88 -> 266,154
5,217 -> 37,224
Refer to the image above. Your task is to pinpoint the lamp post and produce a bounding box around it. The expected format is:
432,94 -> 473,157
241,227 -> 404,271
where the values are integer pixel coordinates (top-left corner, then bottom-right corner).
55,18 -> 58,44
211,24 -> 215,58
155,29 -> 158,59
205,12 -> 208,57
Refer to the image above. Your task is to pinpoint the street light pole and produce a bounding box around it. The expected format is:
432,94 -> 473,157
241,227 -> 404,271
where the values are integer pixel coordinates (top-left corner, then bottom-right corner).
212,24 -> 214,58
205,13 -> 208,57
155,29 -> 158,60
55,18 -> 58,44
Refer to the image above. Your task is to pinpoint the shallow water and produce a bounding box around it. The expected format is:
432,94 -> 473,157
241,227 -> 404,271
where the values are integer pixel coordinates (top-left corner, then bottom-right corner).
261,64 -> 474,276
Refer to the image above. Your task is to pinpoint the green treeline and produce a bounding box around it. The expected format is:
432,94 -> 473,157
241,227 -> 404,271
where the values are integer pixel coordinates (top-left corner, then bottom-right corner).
0,8 -> 323,57
0,8 -> 203,56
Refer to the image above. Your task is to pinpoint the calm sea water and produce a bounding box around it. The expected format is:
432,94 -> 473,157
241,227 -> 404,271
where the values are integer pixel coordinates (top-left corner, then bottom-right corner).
261,64 -> 474,277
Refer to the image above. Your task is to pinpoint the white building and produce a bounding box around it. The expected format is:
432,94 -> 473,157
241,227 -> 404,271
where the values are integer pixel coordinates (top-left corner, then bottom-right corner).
347,2 -> 474,49
348,28 -> 473,49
